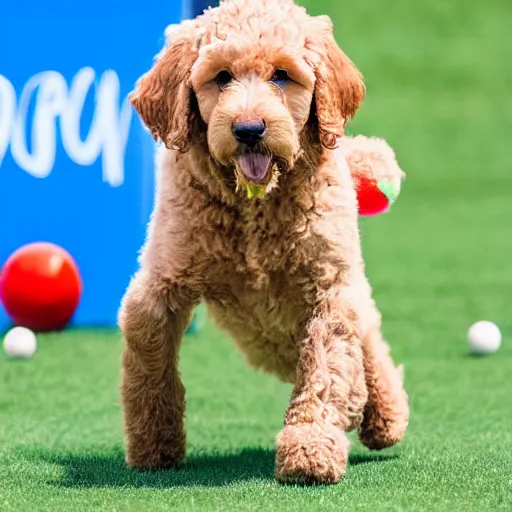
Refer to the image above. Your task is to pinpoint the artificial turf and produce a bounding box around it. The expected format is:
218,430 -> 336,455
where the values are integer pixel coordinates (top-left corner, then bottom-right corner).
2,0 -> 512,510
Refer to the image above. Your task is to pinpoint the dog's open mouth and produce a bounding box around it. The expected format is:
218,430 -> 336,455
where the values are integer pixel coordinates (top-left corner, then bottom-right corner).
233,152 -> 283,199
236,153 -> 272,185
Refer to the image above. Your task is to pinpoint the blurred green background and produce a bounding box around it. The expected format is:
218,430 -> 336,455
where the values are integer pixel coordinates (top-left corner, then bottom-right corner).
1,0 -> 511,510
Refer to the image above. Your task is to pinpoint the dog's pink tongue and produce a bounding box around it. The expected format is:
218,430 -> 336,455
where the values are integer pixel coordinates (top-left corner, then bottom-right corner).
237,154 -> 271,184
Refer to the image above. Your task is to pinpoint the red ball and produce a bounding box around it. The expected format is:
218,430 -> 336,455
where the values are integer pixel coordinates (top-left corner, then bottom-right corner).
0,242 -> 82,332
355,176 -> 391,216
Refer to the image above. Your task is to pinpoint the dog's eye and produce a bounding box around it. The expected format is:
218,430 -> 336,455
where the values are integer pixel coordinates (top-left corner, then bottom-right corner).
215,70 -> 233,89
269,69 -> 290,86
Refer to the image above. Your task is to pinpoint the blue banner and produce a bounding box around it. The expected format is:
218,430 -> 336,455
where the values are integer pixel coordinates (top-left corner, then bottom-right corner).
0,0 -> 181,330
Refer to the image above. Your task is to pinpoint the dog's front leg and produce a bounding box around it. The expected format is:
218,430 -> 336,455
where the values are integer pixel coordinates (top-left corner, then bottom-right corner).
275,295 -> 367,485
118,270 -> 198,469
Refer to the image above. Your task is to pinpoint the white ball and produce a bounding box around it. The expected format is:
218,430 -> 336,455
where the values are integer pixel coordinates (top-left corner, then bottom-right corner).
467,321 -> 501,355
3,327 -> 37,358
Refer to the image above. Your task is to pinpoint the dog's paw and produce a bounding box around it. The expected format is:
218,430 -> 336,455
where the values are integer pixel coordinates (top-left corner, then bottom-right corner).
275,422 -> 349,485
126,452 -> 185,471
125,436 -> 186,470
358,394 -> 409,451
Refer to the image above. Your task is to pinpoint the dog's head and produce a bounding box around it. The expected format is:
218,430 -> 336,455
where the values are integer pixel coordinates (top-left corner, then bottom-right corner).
130,0 -> 365,198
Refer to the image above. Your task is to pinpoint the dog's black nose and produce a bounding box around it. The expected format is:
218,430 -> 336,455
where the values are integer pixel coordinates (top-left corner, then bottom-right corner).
232,118 -> 266,145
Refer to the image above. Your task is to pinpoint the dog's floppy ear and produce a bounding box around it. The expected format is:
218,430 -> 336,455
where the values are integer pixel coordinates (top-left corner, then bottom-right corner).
306,16 -> 366,149
130,23 -> 200,151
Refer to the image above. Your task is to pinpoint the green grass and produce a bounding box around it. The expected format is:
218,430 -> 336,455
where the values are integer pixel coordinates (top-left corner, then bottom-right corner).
2,0 -> 512,510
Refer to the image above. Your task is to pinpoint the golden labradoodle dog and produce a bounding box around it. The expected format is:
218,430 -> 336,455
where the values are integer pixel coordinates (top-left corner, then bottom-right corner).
119,0 -> 409,484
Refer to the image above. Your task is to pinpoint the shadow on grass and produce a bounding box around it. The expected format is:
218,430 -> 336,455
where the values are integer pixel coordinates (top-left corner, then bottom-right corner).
349,452 -> 399,466
21,447 -> 398,489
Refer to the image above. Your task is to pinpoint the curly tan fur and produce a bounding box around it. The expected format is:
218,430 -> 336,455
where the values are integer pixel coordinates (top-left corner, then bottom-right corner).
119,0 -> 409,485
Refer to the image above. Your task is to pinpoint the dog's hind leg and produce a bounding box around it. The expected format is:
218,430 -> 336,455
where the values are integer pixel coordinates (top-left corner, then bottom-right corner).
118,270 -> 198,469
357,302 -> 409,450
